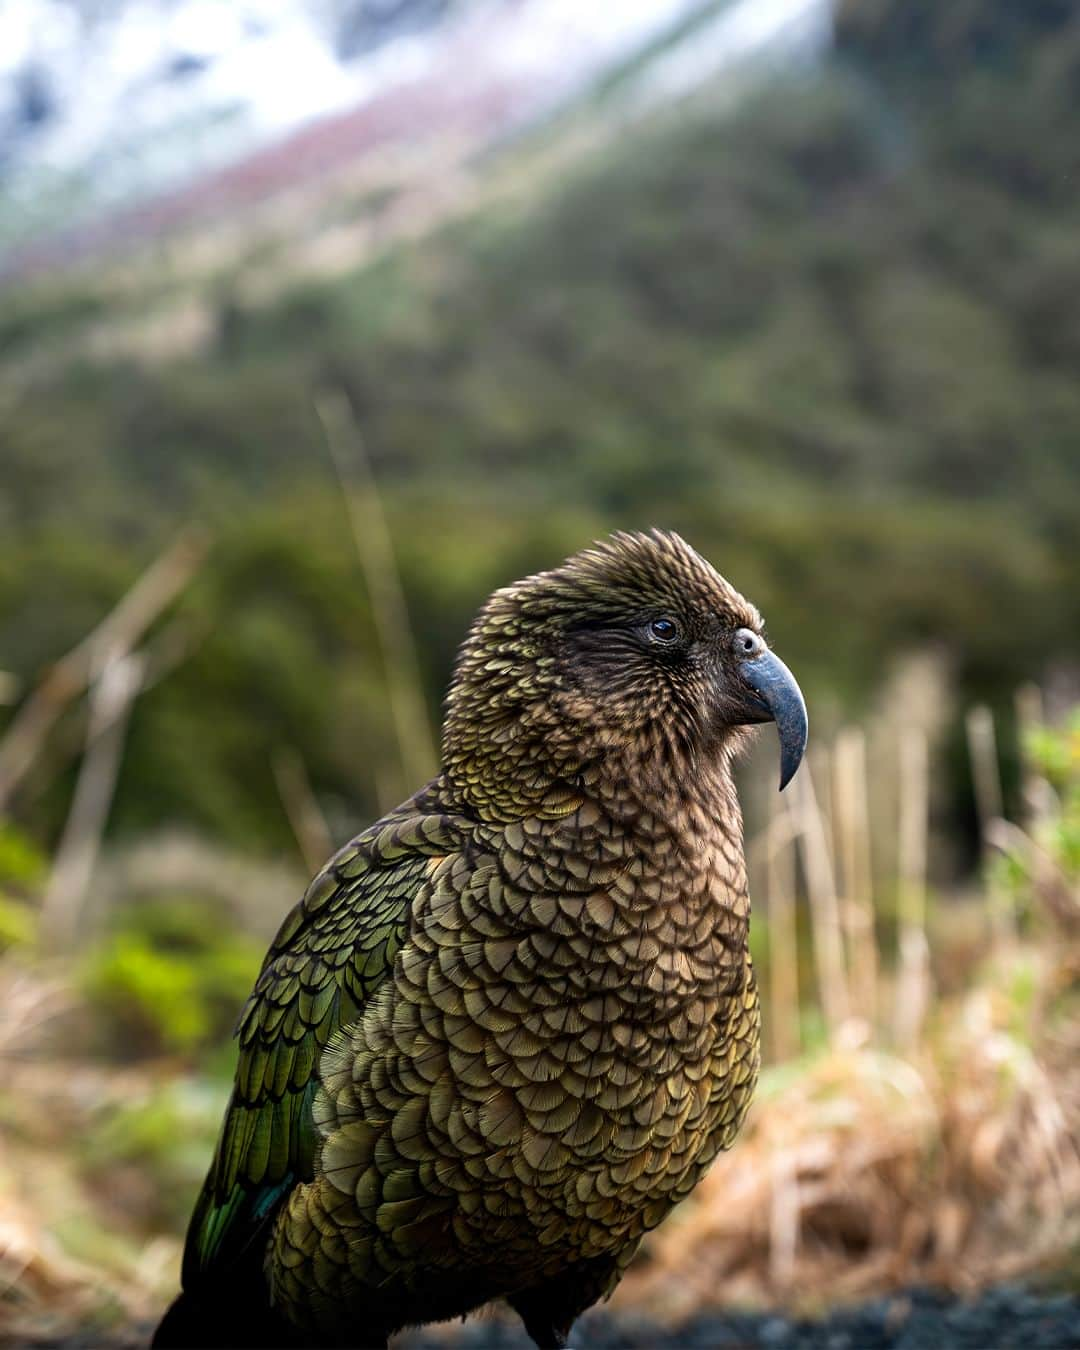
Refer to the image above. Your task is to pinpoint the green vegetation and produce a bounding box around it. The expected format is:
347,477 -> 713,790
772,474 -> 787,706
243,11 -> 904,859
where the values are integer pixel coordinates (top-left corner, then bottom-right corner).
2,0 -> 1078,862
997,707 -> 1080,935
79,1077 -> 230,1231
0,822 -> 46,951
1027,711 -> 1080,877
82,897 -> 264,1058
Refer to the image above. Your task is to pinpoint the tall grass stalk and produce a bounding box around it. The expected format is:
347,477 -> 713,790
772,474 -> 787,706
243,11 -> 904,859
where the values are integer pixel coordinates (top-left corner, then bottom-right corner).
893,727 -> 929,1049
795,755 -> 850,1041
273,747 -> 334,873
765,791 -> 800,1063
832,726 -> 878,1032
315,391 -> 437,808
966,704 -> 1016,948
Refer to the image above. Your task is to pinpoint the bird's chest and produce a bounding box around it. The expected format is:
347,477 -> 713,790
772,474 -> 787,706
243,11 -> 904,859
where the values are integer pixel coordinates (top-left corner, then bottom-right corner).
414,809 -> 758,1243
313,806 -> 760,1296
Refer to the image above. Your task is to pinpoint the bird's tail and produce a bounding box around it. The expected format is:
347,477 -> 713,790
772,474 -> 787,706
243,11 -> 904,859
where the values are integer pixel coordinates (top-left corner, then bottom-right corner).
152,1284 -> 301,1348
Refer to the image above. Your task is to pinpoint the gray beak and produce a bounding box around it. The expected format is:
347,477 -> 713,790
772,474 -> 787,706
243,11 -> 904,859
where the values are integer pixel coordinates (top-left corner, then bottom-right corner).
736,648 -> 808,791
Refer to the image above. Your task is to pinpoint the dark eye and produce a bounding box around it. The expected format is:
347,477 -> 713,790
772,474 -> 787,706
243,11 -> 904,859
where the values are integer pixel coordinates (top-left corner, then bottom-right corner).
648,616 -> 680,643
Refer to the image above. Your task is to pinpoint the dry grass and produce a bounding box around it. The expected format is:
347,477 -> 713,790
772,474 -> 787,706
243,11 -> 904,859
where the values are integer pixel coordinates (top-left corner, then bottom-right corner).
622,959 -> 1080,1320
0,963 -> 179,1344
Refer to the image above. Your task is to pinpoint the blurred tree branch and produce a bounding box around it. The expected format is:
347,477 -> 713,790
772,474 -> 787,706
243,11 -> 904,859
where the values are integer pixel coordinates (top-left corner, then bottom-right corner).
0,528 -> 210,815
40,651 -> 146,949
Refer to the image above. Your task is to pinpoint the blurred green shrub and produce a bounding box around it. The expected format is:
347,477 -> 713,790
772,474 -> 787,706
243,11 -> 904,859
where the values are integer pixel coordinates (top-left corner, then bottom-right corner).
1027,710 -> 1080,879
0,896 -> 35,951
0,821 -> 46,952
79,1076 -> 229,1230
994,708 -> 1080,935
81,896 -> 263,1059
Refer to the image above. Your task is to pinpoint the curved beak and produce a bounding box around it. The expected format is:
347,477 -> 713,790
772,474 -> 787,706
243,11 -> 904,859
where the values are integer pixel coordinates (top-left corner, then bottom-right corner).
736,649 -> 808,791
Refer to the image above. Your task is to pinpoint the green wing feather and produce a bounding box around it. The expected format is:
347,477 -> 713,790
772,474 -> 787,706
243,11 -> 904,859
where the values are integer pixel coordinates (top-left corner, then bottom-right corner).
180,799 -> 465,1289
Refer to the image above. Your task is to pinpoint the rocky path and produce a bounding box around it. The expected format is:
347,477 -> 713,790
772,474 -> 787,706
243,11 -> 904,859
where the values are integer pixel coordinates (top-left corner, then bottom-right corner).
397,1287 -> 1080,1350
16,1286 -> 1080,1348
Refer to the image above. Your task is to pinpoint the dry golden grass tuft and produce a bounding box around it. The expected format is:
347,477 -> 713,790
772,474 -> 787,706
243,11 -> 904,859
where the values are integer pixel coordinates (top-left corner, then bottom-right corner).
621,952 -> 1080,1319
0,963 -> 180,1345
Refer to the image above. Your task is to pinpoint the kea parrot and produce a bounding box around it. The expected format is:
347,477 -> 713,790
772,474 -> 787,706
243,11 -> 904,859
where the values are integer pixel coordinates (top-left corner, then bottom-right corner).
154,530 -> 807,1349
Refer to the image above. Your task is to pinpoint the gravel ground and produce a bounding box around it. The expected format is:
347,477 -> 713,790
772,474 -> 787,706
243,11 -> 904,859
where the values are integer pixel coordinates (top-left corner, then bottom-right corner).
14,1286 -> 1080,1348
397,1287 -> 1080,1350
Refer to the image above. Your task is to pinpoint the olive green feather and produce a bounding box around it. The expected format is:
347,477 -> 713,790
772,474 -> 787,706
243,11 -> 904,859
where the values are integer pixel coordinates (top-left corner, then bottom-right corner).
180,808 -> 463,1286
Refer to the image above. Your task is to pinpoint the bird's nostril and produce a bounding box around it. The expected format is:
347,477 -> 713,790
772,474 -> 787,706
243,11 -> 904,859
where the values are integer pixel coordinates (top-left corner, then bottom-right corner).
737,631 -> 758,655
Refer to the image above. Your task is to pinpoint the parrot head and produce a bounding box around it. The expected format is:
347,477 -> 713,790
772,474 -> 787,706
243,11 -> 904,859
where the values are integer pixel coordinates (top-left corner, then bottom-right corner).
444,529 -> 807,810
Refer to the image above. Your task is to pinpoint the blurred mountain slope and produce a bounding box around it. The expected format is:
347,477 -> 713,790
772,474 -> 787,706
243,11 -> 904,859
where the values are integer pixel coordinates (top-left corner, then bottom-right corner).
0,0 -> 1078,854
3,0 -> 796,269
0,0 -> 507,250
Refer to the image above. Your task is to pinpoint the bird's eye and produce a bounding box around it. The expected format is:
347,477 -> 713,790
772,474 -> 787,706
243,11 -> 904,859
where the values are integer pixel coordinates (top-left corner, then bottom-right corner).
648,616 -> 680,643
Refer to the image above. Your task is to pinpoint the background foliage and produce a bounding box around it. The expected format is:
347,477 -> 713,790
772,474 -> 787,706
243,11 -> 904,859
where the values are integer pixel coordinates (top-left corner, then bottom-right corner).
2,0 -> 1079,859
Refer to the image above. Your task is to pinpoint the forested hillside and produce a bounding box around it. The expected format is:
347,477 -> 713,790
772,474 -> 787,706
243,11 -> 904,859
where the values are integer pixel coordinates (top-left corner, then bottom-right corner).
2,0 -> 1078,853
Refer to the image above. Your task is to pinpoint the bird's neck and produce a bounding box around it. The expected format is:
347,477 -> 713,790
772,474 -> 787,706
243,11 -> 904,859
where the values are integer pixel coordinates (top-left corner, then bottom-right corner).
598,726 -> 744,843
601,746 -> 750,921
